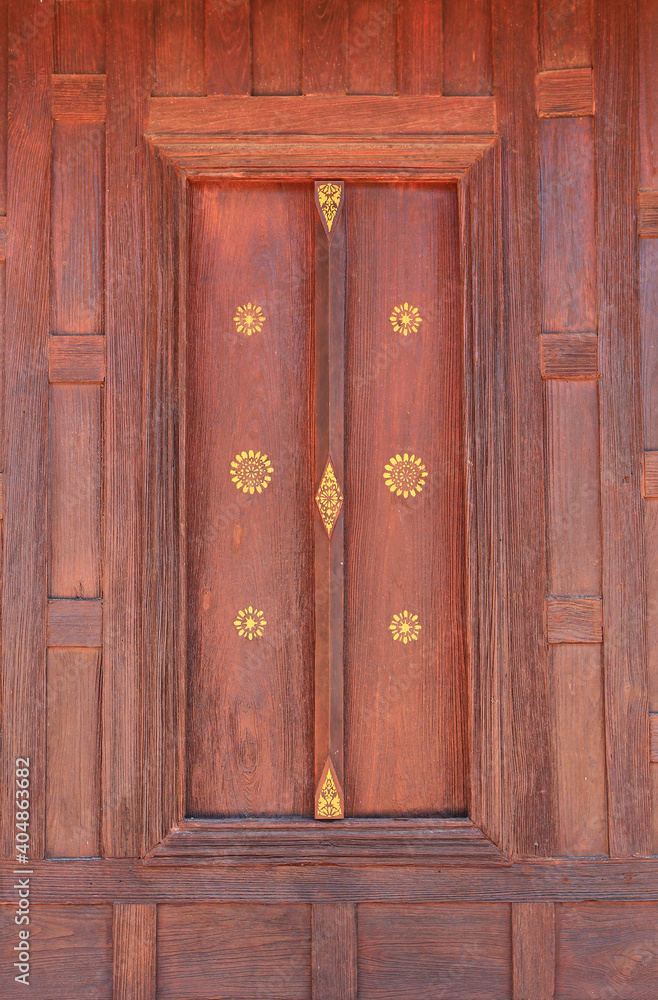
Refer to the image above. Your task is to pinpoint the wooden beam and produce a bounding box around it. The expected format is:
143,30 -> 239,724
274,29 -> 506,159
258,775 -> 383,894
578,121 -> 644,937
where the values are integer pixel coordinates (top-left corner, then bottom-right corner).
113,904 -> 156,1000
49,334 -> 105,383
537,67 -> 594,117
512,902 -> 555,999
47,598 -> 103,647
541,333 -> 599,379
52,73 -> 106,120
547,596 -> 603,643
312,903 -> 357,1000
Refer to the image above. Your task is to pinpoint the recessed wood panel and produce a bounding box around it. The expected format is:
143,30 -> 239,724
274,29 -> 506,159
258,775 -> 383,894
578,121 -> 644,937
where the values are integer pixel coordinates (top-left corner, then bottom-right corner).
186,181 -> 314,817
344,183 -> 467,817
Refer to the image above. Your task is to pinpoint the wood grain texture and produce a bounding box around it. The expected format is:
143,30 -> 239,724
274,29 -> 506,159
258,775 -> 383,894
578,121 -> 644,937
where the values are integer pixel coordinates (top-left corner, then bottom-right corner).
49,336 -> 105,383
639,190 -> 658,237
493,0 -> 554,856
650,714 -> 658,762
596,0 -> 651,857
0,471 -> 4,519
303,0 -> 347,94
397,0 -> 441,95
541,333 -> 599,379
537,67 -> 593,117
206,0 -> 251,95
645,503 -> 658,716
540,118 -> 596,331
639,0 -> 658,189
47,599 -> 103,647
555,902 -> 658,998
147,94 -> 497,135
49,385 -> 102,597
540,0 -> 591,70
52,74 -> 106,120
157,904 -> 312,998
512,902 -> 555,999
0,214 -> 5,259
252,0 -> 303,95
344,183 -> 467,817
153,0 -> 205,96
0,904 -> 112,998
54,0 -> 106,74
312,903 -> 357,1000
113,904 -> 156,1000
357,903 -> 512,999
443,0 -> 492,95
0,0 -> 6,213
185,182 -> 314,817
46,648 -> 101,857
547,597 -> 602,643
347,0 -> 397,95
103,0 -> 150,858
51,122 -> 104,334
1,0 -> 52,861
643,451 -> 658,497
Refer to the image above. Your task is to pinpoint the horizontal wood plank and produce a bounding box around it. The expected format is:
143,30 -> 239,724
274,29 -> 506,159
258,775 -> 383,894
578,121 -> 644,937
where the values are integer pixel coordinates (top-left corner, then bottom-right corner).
537,67 -> 594,117
639,190 -> 658,237
547,596 -> 603,643
0,214 -> 5,258
644,450 -> 658,496
52,73 -> 106,120
541,333 -> 599,379
49,334 -> 105,382
147,95 -> 496,135
47,598 -> 103,647
650,714 -> 658,762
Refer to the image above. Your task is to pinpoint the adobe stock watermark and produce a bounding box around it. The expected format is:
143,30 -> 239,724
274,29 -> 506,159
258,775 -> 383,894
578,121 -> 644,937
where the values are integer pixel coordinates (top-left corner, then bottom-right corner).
12,757 -> 33,986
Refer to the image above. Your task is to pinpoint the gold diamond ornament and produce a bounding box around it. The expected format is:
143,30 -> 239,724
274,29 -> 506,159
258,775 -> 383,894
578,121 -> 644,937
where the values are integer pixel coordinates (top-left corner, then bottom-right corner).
315,458 -> 344,538
316,182 -> 343,232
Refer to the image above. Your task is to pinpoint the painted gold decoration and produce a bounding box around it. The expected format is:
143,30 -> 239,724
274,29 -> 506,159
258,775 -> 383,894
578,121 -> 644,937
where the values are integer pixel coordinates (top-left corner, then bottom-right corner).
389,610 -> 422,644
230,450 -> 274,494
383,453 -> 428,498
316,182 -> 343,232
315,458 -> 344,538
234,606 -> 267,640
315,757 -> 344,820
233,302 -> 266,336
390,302 -> 422,336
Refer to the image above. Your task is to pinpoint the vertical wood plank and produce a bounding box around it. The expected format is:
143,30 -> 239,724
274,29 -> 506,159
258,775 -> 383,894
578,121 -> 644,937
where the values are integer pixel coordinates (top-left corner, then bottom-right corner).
0,0 -> 7,213
595,0 -> 650,857
493,0 -> 554,856
539,0 -> 591,70
303,0 -> 347,94
442,0 -> 493,96
104,0 -> 150,858
113,904 -> 156,1000
512,902 -> 555,999
252,0 -> 303,95
397,0 -> 441,95
639,0 -> 658,190
0,0 -> 6,855
347,0 -> 397,95
153,0 -> 205,96
46,648 -> 101,857
206,0 -> 251,95
54,0 -> 106,74
312,903 -> 357,1000
1,0 -> 53,861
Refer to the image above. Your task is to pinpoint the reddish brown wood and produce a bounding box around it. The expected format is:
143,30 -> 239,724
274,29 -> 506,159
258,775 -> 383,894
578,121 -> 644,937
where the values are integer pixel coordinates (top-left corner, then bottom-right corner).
442,0 -> 492,96
512,902 -> 555,1000
639,0 -> 658,190
47,599 -> 103,647
206,0 -> 251,95
643,451 -> 658,497
649,714 -> 658,762
157,904 -> 311,998
537,68 -> 593,117
547,597 -> 603,643
596,0 -> 651,857
347,0 -> 397,95
540,0 -> 592,70
54,0 -> 106,74
46,648 -> 101,857
147,94 -> 497,135
153,0 -> 205,96
0,471 -> 4,518
52,74 -> 106,120
49,336 -> 105,382
0,214 -> 5,259
541,334 -> 599,380
113,905 -> 156,1000
252,0 -> 303,95
397,0 -> 441,95
312,903 -> 357,1000
639,190 -> 658,237
303,0 -> 347,94
1,0 -> 52,862
0,0 -> 6,214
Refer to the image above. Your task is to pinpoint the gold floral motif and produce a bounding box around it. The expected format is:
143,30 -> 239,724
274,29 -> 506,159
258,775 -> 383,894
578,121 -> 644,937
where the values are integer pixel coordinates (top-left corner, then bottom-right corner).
316,759 -> 343,819
315,458 -> 344,538
230,450 -> 274,494
389,610 -> 422,644
233,302 -> 266,336
234,606 -> 267,640
383,453 -> 428,498
390,302 -> 422,336
316,182 -> 343,232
